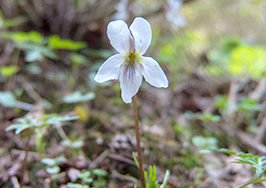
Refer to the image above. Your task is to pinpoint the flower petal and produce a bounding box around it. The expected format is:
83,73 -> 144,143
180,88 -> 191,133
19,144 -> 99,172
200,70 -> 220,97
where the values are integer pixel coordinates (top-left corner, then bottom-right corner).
129,17 -> 152,55
107,20 -> 134,53
94,54 -> 125,83
174,14 -> 186,27
141,56 -> 169,88
119,63 -> 143,103
168,0 -> 183,11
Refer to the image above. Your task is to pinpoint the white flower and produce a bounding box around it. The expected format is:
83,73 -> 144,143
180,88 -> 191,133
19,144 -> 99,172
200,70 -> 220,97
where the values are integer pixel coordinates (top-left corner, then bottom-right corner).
94,17 -> 169,103
113,0 -> 129,21
166,0 -> 186,30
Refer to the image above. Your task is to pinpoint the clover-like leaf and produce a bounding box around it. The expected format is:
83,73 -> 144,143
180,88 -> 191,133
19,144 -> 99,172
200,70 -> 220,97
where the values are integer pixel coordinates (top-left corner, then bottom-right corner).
67,183 -> 89,188
92,169 -> 107,177
78,171 -> 91,179
71,140 -> 84,148
46,166 -> 60,174
192,136 -> 218,153
60,140 -> 72,147
41,158 -> 56,166
25,50 -> 44,62
63,91 -> 95,103
85,178 -> 93,184
0,91 -> 16,107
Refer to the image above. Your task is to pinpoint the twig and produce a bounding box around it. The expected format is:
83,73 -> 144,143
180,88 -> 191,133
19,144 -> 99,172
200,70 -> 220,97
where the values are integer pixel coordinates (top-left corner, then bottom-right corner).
227,80 -> 238,116
109,153 -> 137,166
255,115 -> 266,143
112,170 -> 138,183
249,79 -> 266,101
89,150 -> 110,169
133,95 -> 145,188
19,76 -> 42,103
10,149 -> 41,161
237,131 -> 266,154
20,137 -> 30,188
15,101 -> 33,111
11,176 -> 20,188
54,123 -> 70,141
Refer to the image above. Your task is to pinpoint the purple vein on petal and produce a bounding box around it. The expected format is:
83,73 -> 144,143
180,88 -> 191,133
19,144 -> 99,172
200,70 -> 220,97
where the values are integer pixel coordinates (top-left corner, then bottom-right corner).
124,65 -> 136,81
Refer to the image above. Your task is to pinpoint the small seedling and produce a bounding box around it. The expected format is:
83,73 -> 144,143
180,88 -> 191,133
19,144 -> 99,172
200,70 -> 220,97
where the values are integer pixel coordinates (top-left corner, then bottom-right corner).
67,169 -> 107,188
133,153 -> 170,188
213,148 -> 266,188
41,157 -> 64,174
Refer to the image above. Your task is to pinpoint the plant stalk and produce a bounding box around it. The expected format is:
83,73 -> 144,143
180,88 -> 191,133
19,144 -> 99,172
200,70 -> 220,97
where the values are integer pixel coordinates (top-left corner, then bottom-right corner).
133,95 -> 145,188
21,136 -> 30,188
236,175 -> 263,188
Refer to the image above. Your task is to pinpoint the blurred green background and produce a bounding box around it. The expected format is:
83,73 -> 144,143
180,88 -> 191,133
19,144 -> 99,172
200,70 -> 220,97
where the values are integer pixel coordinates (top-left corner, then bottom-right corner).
1,0 -> 266,187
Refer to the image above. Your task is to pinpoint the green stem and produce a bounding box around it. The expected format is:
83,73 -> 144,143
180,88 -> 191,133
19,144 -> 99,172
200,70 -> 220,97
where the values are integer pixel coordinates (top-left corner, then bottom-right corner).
56,123 -> 71,141
236,175 -> 263,188
133,95 -> 145,188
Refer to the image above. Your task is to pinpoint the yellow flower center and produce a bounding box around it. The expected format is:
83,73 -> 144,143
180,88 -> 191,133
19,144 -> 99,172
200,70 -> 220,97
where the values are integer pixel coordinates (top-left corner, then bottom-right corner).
129,53 -> 135,66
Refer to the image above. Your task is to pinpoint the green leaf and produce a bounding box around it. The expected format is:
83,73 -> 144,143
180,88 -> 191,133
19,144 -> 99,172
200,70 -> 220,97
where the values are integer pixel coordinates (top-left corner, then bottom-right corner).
46,166 -> 60,174
42,99 -> 53,110
1,16 -> 28,28
92,169 -> 107,177
67,183 -> 89,188
71,140 -> 84,148
238,98 -> 261,112
206,39 -> 266,79
5,123 -> 31,134
236,152 -> 254,158
55,157 -> 65,164
85,178 -> 93,184
0,91 -> 16,107
25,50 -> 44,62
132,152 -> 139,168
213,148 -> 237,155
26,64 -> 42,74
16,117 -> 31,124
69,53 -> 87,64
192,136 -> 218,151
46,115 -> 79,124
47,35 -> 86,50
92,180 -> 107,188
159,170 -> 170,188
78,171 -> 91,179
63,91 -> 95,103
15,43 -> 58,60
148,165 -> 158,188
0,66 -> 20,77
60,140 -> 72,147
81,48 -> 113,58
196,113 -> 221,122
41,158 -> 56,166
1,31 -> 44,44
